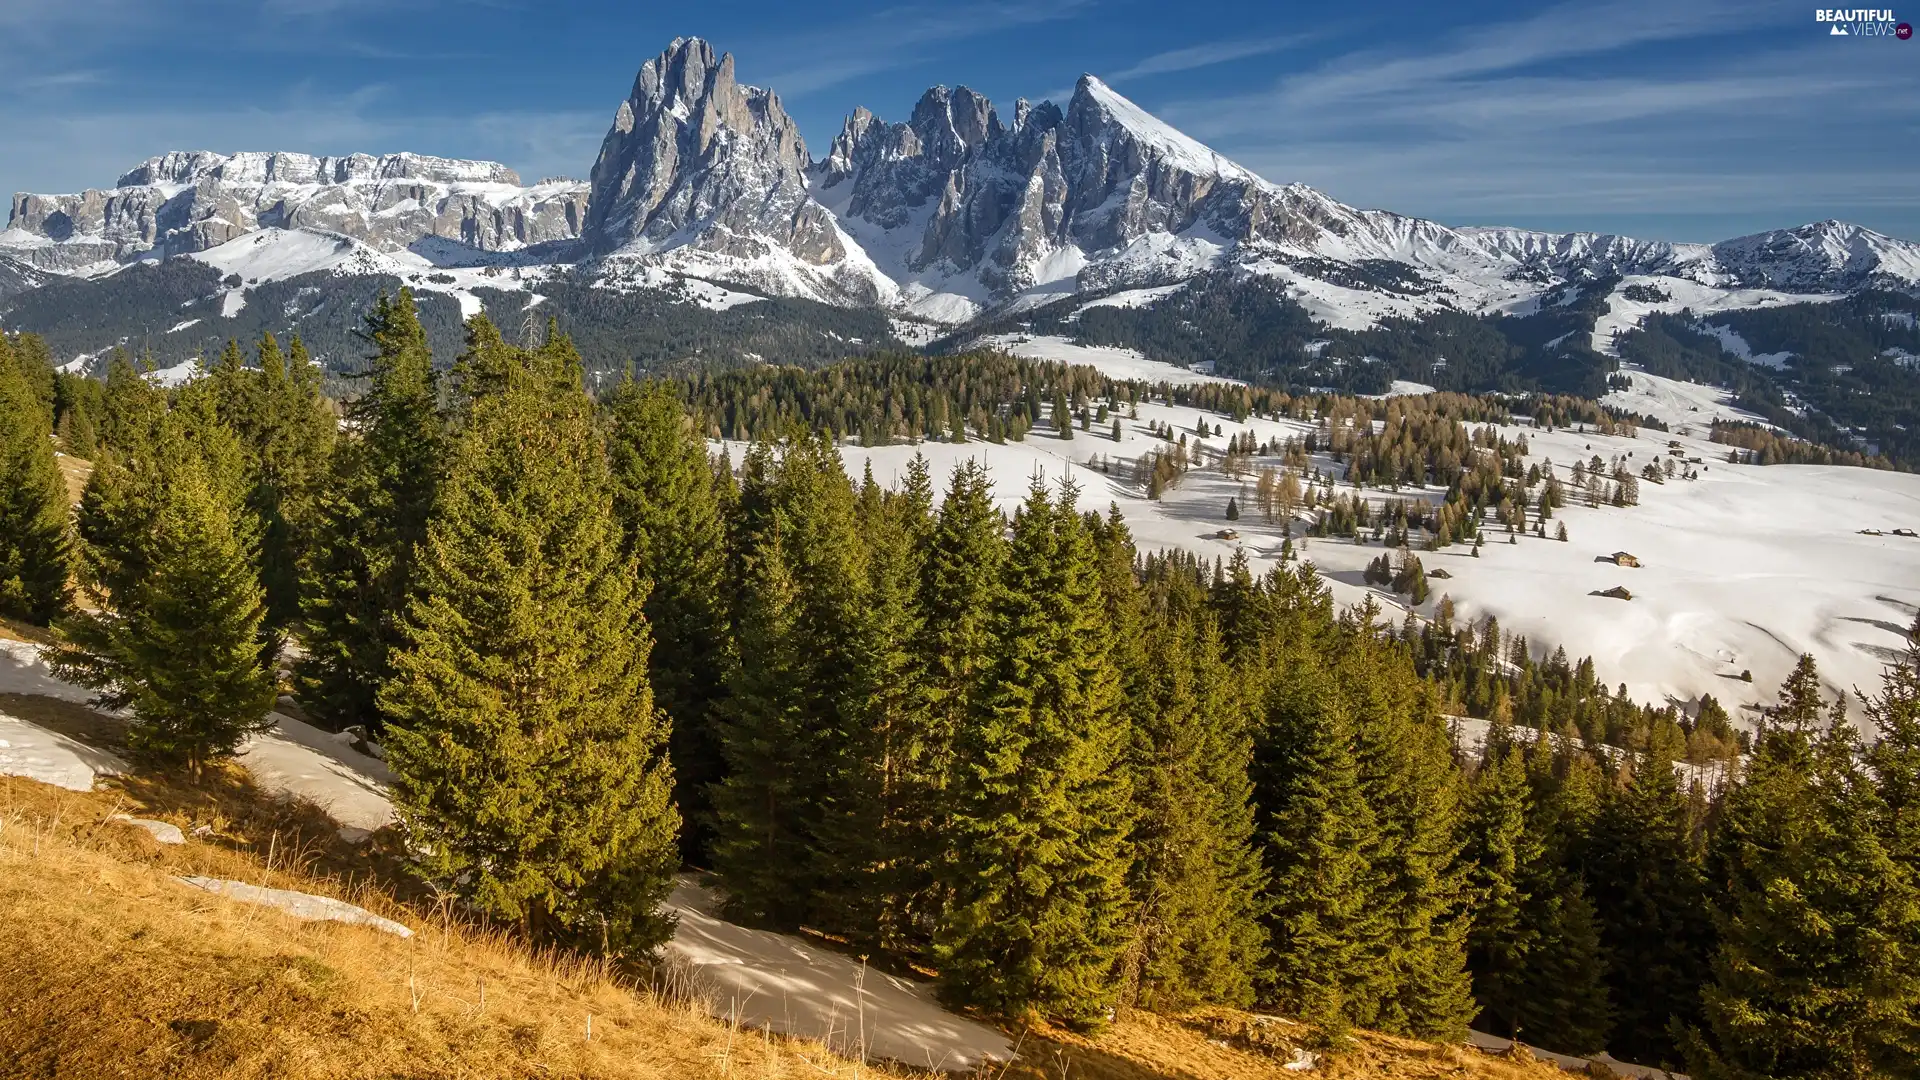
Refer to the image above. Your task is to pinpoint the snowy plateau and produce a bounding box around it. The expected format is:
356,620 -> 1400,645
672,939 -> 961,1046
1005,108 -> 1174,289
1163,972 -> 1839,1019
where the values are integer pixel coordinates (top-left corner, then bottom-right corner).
794,339 -> 1920,729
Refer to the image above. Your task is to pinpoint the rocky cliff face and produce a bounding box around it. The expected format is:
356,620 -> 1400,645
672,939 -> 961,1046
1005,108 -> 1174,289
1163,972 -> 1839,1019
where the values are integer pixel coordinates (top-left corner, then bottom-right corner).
583,37 -> 853,285
4,151 -> 587,271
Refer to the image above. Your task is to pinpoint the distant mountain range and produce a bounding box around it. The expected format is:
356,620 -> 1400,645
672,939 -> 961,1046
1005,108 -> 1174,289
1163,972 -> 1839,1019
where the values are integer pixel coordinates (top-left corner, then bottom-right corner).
4,35 -> 1918,368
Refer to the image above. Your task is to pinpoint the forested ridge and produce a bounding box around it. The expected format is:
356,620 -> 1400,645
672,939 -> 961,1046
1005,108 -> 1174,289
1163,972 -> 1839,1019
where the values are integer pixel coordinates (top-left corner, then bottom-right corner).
4,298 -> 1920,1075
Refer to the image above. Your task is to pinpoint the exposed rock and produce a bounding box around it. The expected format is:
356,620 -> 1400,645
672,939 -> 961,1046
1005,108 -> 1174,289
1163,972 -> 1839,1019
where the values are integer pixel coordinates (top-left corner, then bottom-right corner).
5,151 -> 587,268
582,38 -> 877,302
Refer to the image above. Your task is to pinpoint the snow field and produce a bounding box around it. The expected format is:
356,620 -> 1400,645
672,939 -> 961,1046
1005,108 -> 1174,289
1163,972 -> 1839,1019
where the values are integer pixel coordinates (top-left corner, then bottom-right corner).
772,379 -> 1920,724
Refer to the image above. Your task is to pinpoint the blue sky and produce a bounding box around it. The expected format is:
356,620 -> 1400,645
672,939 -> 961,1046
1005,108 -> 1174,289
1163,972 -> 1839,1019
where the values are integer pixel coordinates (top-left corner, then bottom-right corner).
2,0 -> 1916,242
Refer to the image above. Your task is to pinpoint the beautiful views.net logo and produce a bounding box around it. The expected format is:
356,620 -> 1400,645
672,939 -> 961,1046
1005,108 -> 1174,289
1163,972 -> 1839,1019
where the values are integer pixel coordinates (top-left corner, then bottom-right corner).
1815,8 -> 1913,35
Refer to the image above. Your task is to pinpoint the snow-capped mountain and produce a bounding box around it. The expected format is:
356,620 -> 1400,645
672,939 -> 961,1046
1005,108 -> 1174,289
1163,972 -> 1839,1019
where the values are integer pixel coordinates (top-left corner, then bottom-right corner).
583,37 -> 889,305
6,36 -> 1919,328
2,151 -> 586,273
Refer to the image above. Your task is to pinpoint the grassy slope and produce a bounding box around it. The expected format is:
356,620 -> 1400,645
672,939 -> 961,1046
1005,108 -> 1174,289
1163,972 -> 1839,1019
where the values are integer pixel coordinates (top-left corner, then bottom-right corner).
0,763 -> 1572,1080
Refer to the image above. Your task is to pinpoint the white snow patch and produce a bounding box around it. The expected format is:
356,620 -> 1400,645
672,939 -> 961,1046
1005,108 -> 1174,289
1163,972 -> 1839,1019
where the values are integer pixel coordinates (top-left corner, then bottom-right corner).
1078,282 -> 1189,312
176,876 -> 414,938
146,358 -> 204,388
0,712 -> 124,791
1370,380 -> 1437,398
166,318 -> 201,334
1601,366 -> 1768,435
764,389 -> 1920,724
973,333 -> 1236,386
664,877 -> 1011,1071
237,712 -> 396,835
1592,276 -> 1832,355
889,317 -> 944,347
1696,322 -> 1793,369
112,815 -> 185,844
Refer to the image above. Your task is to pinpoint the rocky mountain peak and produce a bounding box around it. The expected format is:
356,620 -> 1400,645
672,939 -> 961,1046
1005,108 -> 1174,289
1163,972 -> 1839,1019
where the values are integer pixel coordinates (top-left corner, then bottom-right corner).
583,37 -> 844,270
908,86 -> 1001,159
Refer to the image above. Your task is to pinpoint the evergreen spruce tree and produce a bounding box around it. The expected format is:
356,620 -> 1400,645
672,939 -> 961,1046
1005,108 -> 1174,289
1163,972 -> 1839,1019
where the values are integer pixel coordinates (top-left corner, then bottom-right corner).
1123,612 -> 1270,1011
50,414 -> 275,777
1336,638 -> 1476,1039
936,477 -> 1134,1030
1585,753 -> 1716,1067
379,337 -> 678,956
706,444 -> 812,926
297,291 -> 443,730
1464,744 -> 1544,1040
1253,643 -> 1388,1037
814,460 -> 931,953
0,335 -> 75,624
208,333 -> 336,629
1687,659 -> 1920,1079
99,347 -> 166,457
1866,615 -> 1920,889
710,434 -> 870,930
606,379 -> 734,860
892,459 -> 1007,954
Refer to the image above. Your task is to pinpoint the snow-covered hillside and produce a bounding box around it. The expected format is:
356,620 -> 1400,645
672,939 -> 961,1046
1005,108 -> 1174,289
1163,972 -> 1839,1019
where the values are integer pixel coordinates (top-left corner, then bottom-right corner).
764,377 -> 1920,723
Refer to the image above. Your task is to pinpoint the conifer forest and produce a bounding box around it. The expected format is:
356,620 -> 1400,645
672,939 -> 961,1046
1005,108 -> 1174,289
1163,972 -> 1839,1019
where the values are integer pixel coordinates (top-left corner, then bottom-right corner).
3,292 -> 1919,1078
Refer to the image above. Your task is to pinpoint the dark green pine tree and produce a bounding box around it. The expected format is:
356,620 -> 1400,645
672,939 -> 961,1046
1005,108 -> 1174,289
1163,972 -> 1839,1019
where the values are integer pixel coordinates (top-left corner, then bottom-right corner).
297,291 -> 443,730
707,443 -> 811,926
606,379 -> 734,861
50,412 -> 276,778
936,477 -> 1134,1031
1254,644 -> 1387,1037
1863,619 -> 1920,1075
1122,611 -> 1270,1011
813,458 -> 932,955
98,347 -> 166,457
1464,742 -> 1544,1041
0,334 -> 76,624
1865,616 -> 1920,880
893,459 -> 1006,953
1687,655 -> 1920,1080
379,337 -> 679,957
710,434 -> 869,930
1585,753 -> 1716,1067
1336,636 -> 1476,1040
208,333 -> 336,630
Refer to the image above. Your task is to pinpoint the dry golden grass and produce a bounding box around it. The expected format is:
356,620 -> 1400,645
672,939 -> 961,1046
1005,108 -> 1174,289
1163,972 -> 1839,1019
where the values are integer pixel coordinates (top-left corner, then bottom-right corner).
53,449 -> 92,506
0,776 -> 922,1080
0,615 -> 57,645
0,762 -> 1572,1080
996,1010 -> 1569,1080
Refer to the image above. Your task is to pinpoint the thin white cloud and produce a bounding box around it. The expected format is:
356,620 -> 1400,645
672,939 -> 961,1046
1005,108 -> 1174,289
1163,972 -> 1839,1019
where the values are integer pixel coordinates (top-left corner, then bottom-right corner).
748,0 -> 1092,98
1103,31 -> 1320,82
1125,0 -> 1918,238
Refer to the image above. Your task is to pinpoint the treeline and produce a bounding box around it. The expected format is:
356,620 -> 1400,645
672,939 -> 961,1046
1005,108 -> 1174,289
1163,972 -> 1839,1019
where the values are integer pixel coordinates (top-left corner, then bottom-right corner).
0,258 -> 471,387
1711,420 -> 1903,471
472,275 -> 899,376
6,302 -> 1920,1076
1035,272 -> 1622,398
1617,295 -> 1920,468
